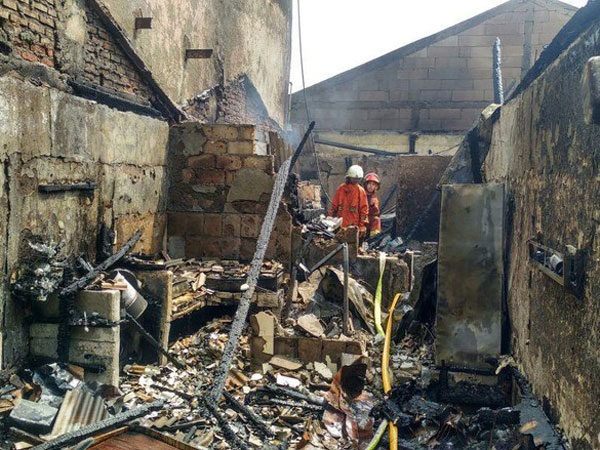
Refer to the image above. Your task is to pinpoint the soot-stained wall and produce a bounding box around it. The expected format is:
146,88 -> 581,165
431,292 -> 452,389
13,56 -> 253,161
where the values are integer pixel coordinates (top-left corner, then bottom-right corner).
484,14 -> 600,448
0,77 -> 169,367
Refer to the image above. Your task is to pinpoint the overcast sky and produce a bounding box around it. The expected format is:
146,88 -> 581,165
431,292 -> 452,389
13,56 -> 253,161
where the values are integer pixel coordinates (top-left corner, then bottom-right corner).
290,0 -> 587,92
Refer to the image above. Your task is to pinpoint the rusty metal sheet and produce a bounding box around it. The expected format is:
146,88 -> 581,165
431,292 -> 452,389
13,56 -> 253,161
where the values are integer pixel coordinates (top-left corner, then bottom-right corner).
436,183 -> 504,368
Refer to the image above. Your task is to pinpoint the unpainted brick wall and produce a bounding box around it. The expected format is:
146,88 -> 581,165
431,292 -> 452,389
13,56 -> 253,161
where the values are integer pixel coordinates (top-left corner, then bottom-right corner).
83,6 -> 154,100
183,75 -> 283,134
167,123 -> 292,263
0,0 -> 57,66
0,0 -> 155,103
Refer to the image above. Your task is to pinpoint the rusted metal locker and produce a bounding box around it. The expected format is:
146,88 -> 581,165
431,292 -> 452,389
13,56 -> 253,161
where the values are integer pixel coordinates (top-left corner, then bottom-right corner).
436,183 -> 504,368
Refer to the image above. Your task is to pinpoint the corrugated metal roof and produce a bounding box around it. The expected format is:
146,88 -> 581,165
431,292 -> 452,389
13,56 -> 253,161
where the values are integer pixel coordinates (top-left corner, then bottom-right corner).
43,389 -> 109,441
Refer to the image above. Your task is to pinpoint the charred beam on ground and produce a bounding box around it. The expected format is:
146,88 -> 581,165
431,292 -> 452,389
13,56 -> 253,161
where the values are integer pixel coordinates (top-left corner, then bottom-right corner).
204,400 -> 246,450
126,312 -> 186,370
223,391 -> 274,438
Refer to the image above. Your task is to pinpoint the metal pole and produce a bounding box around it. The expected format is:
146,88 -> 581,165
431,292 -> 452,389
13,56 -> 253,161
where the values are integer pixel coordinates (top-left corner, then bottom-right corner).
126,312 -> 186,370
493,37 -> 504,104
342,243 -> 350,335
314,139 -> 410,157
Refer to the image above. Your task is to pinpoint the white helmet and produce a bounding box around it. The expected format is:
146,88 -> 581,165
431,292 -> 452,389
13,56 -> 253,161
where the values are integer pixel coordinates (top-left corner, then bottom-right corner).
346,165 -> 364,179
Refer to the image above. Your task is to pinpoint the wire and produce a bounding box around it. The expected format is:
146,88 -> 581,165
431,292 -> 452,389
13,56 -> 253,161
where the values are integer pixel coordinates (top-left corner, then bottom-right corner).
296,0 -> 332,206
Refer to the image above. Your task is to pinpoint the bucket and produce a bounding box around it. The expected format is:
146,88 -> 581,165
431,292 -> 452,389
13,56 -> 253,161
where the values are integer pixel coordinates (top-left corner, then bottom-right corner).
108,270 -> 148,319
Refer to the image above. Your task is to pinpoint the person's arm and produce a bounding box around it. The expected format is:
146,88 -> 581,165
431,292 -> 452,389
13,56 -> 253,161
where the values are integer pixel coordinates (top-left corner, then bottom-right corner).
329,186 -> 340,217
371,197 -> 382,234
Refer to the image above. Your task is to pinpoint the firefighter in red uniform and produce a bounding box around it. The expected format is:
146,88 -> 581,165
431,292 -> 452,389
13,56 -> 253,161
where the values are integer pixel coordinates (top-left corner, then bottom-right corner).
329,165 -> 369,236
364,172 -> 382,238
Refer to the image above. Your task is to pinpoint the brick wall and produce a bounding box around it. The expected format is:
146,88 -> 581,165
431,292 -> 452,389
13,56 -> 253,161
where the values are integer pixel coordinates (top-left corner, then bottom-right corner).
82,6 -> 154,100
0,0 -> 155,104
0,0 -> 56,66
183,75 -> 283,134
167,123 -> 292,263
291,1 -> 575,134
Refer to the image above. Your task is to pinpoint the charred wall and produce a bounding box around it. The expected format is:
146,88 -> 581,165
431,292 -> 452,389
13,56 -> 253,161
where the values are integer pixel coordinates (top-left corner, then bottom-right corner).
484,13 -> 600,448
0,77 -> 169,368
296,152 -> 401,213
396,156 -> 452,242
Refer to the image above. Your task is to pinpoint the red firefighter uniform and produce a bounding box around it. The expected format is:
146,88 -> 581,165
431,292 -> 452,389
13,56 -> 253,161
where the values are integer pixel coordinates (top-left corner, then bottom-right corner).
367,193 -> 382,236
329,183 -> 369,233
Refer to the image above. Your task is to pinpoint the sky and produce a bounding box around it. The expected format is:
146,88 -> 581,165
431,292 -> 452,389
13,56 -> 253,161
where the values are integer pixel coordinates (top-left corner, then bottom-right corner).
290,0 -> 588,92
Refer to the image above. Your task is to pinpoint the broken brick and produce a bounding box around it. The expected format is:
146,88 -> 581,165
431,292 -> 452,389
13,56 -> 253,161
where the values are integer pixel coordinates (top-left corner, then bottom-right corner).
216,154 -> 243,170
240,214 -> 261,238
222,214 -> 241,236
203,214 -> 222,237
187,154 -> 215,169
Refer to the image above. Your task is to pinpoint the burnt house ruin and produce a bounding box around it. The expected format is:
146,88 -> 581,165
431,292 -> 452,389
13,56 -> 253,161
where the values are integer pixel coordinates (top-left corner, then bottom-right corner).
1,0 -> 600,449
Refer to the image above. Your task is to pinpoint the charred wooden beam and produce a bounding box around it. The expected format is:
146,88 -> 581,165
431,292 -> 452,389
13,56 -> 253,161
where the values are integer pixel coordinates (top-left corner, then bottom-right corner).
263,383 -> 326,407
60,229 -> 142,296
223,391 -> 274,438
204,400 -> 246,450
69,80 -> 163,118
208,123 -> 314,404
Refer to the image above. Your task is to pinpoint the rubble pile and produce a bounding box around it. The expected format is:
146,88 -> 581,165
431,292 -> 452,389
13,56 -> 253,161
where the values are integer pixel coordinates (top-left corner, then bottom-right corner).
169,259 -> 284,317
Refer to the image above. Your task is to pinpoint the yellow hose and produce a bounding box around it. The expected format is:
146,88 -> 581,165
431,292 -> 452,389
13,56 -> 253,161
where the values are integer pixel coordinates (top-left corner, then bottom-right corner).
382,293 -> 402,450
374,252 -> 387,337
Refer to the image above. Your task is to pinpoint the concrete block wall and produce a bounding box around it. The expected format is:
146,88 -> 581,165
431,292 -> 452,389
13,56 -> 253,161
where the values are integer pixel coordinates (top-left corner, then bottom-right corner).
167,122 -> 292,263
0,0 -> 156,104
291,1 -> 575,135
